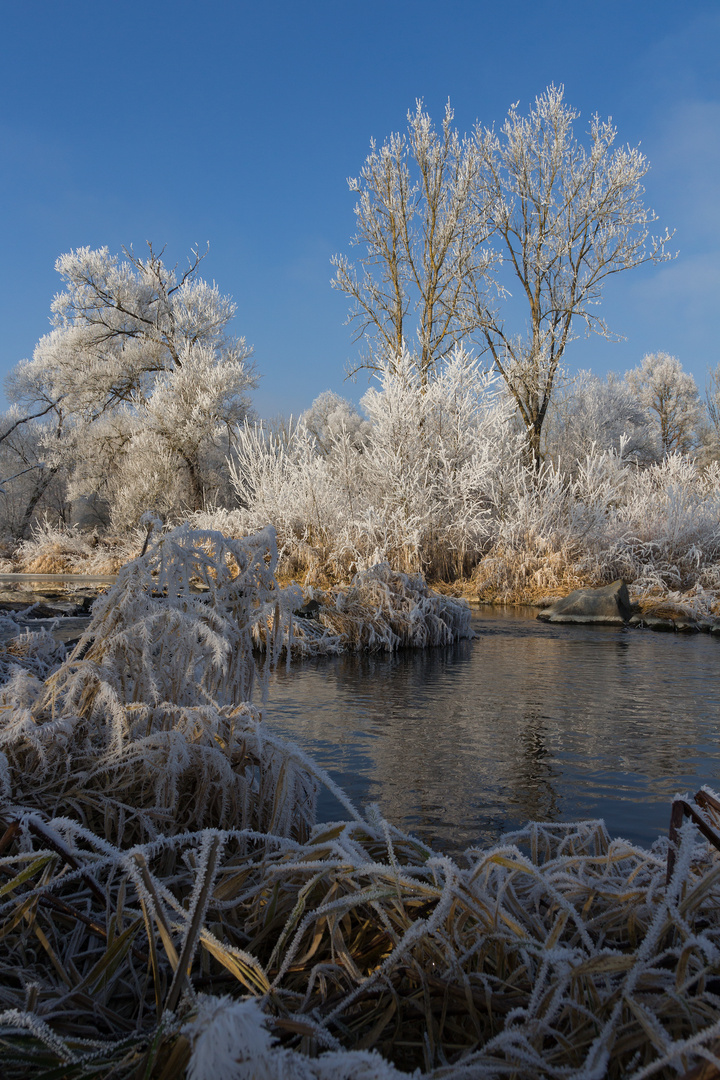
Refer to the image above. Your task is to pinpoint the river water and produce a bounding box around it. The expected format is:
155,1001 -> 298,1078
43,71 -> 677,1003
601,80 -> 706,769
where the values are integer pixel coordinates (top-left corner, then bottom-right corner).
263,606 -> 720,858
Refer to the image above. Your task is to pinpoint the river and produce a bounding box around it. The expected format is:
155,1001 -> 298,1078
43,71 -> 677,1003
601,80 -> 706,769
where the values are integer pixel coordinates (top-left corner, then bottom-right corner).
262,606 -> 720,858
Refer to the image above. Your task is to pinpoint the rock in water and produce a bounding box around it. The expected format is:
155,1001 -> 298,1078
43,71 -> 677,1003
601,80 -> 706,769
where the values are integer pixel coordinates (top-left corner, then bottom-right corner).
537,581 -> 636,625
293,598 -> 322,620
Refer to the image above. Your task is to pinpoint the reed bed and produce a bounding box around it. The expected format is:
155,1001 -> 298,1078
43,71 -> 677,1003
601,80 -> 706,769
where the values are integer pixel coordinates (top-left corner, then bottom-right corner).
1,525 -> 720,1079
253,562 -> 474,658
0,614 -> 67,682
13,521 -> 146,575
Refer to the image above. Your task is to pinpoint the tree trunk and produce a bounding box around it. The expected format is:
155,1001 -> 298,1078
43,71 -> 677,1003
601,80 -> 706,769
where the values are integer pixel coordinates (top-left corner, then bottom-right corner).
18,465 -> 60,539
181,451 -> 204,512
525,421 -> 544,471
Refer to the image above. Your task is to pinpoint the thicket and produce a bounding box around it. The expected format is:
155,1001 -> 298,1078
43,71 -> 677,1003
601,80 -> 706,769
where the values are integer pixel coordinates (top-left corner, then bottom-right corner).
4,345 -> 720,617
223,349 -> 720,616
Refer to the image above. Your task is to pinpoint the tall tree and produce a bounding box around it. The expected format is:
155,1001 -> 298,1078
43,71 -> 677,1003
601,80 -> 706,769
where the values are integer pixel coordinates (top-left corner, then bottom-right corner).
331,101 -> 496,386
476,85 -> 673,463
705,363 -> 720,450
9,244 -> 256,522
626,352 -> 702,455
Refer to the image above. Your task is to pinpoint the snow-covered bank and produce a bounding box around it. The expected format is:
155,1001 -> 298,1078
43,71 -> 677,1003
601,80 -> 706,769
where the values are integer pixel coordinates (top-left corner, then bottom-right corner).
6,349 -> 720,622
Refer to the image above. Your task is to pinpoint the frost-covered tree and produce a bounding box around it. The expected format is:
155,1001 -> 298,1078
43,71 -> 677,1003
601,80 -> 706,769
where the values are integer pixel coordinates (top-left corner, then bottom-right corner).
626,352 -> 702,455
705,363 -> 720,456
332,102 -> 496,386
300,391 -> 369,456
475,85 -> 673,464
543,370 -> 655,466
0,410 -> 68,540
9,244 -> 256,524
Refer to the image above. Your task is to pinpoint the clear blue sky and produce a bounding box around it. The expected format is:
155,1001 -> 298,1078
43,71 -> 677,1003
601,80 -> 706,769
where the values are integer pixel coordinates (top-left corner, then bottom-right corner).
1,0 -> 718,418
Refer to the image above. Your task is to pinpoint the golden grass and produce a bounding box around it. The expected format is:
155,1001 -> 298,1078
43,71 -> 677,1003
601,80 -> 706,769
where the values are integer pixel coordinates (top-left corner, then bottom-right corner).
254,563 -> 474,658
1,814 -> 720,1078
14,523 -> 144,576
471,547 -> 594,606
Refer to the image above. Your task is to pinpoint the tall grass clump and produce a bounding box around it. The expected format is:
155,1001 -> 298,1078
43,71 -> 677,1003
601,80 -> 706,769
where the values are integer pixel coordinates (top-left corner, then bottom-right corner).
0,524 -> 321,847
254,562 -> 474,658
474,448 -> 720,610
0,614 -> 67,683
13,517 -> 146,574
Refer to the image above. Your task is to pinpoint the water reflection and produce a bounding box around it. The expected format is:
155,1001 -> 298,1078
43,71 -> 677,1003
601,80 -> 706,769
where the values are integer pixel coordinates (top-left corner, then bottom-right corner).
263,607 -> 720,857
509,714 -> 560,825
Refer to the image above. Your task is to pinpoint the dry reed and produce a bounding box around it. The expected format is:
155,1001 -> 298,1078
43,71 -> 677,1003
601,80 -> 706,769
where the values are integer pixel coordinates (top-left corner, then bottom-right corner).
253,562 -> 474,658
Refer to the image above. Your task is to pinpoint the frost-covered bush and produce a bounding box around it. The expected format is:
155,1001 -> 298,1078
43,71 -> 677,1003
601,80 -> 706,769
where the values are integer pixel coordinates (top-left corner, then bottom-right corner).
230,417 -> 352,578
253,562 -> 474,658
612,454 -> 720,595
0,524 -> 321,845
474,448 -> 720,606
232,346 -> 517,581
227,345 -> 720,608
301,390 -> 371,456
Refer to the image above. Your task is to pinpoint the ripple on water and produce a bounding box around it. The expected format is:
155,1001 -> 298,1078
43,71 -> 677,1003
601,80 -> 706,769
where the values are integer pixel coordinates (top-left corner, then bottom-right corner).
262,608 -> 720,857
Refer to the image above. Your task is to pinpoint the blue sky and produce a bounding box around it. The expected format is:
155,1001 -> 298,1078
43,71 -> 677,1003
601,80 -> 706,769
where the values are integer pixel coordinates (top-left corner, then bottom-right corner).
1,0 -> 718,419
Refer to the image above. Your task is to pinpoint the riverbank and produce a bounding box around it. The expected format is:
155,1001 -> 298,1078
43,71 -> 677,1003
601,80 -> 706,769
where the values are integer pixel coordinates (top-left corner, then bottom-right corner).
3,537 -> 720,642
2,527 -> 720,1078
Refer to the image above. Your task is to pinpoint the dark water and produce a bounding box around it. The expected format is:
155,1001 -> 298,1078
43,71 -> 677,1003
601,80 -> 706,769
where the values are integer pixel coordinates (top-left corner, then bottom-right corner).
262,607 -> 720,857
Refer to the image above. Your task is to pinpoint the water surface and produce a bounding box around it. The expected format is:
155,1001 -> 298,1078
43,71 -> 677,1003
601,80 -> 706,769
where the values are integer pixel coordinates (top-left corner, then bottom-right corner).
263,607 -> 720,857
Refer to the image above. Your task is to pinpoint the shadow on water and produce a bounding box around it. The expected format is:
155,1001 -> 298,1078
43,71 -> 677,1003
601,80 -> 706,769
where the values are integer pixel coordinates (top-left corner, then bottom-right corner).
263,606 -> 720,858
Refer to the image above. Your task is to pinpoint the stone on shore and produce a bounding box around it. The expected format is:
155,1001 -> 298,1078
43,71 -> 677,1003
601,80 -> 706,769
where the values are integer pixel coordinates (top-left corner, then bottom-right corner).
537,581 -> 636,625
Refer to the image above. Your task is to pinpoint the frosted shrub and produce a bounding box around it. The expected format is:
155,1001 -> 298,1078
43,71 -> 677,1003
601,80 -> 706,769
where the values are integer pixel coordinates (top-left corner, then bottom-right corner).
253,562 -> 474,658
301,390 -> 370,456
619,454 -> 720,583
626,352 -> 703,455
0,523 -> 320,844
231,346 -> 517,581
332,562 -> 473,648
474,446 -> 720,606
230,419 -> 350,578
